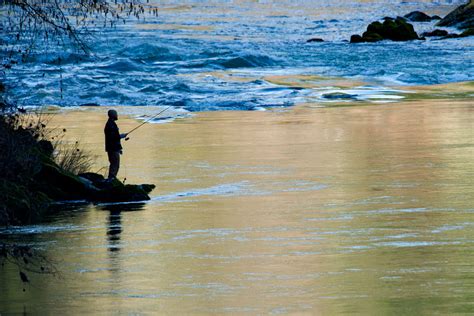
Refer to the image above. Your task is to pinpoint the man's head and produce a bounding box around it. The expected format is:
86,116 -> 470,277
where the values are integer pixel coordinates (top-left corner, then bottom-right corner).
108,109 -> 118,121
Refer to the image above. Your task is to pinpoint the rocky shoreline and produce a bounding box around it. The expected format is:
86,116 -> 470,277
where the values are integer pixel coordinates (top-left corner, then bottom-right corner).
0,123 -> 155,226
307,0 -> 474,44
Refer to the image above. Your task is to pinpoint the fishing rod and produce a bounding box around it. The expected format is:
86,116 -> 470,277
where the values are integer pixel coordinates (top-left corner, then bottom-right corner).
124,106 -> 172,141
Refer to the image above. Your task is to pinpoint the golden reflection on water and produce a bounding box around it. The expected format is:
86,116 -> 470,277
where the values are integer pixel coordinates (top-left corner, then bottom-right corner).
1,100 -> 473,314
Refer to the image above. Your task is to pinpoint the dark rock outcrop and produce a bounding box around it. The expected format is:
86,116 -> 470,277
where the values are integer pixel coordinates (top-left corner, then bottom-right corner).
440,28 -> 474,39
437,0 -> 474,29
34,161 -> 155,203
350,17 -> 420,43
422,29 -> 449,37
322,92 -> 357,100
307,38 -> 324,43
461,28 -> 474,36
350,35 -> 364,43
78,173 -> 155,202
404,11 -> 440,22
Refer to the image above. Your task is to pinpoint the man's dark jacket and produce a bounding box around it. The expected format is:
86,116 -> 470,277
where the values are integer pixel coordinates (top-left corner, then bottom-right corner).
104,118 -> 122,152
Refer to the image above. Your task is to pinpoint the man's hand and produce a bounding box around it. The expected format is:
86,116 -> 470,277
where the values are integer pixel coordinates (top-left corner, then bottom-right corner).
120,133 -> 128,139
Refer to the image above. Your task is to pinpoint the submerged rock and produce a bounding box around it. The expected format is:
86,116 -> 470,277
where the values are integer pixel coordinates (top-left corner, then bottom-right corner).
439,28 -> 474,39
322,92 -> 357,100
307,38 -> 324,43
350,17 -> 420,43
422,29 -> 449,37
404,11 -> 439,22
437,0 -> 474,29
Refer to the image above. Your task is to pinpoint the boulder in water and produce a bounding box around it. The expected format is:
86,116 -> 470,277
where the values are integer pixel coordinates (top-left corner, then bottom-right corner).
437,0 -> 474,29
422,29 -> 449,37
33,161 -> 155,203
404,11 -> 439,22
307,38 -> 324,43
350,35 -> 364,43
350,17 -> 420,43
439,28 -> 474,39
322,92 -> 357,100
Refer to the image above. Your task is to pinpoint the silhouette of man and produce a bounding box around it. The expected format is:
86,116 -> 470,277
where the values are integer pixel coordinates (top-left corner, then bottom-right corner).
104,109 -> 127,180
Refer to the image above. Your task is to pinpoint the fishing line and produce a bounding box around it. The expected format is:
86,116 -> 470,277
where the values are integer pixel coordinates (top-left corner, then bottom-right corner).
124,106 -> 172,141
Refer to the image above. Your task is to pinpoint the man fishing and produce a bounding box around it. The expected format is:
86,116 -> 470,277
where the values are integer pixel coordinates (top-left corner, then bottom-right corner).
104,106 -> 171,181
104,109 -> 128,181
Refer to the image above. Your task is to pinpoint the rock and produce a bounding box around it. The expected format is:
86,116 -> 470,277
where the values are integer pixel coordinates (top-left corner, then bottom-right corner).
322,92 -> 357,100
422,29 -> 449,37
36,163 -> 155,203
460,28 -> 474,36
431,15 -> 442,20
89,178 -> 156,203
442,33 -> 462,39
80,103 -> 100,107
362,31 -> 384,42
350,17 -> 419,43
306,38 -> 324,43
78,172 -> 155,202
404,11 -> 438,22
78,172 -> 106,184
35,162 -> 93,200
350,34 -> 364,43
437,0 -> 474,29
440,28 -> 474,39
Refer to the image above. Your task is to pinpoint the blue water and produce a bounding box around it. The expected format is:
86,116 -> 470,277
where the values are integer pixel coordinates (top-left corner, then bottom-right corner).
2,0 -> 473,111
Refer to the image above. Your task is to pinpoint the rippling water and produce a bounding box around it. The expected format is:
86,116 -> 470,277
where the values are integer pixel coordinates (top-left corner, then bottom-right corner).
3,0 -> 473,111
1,1 -> 474,314
1,100 -> 473,314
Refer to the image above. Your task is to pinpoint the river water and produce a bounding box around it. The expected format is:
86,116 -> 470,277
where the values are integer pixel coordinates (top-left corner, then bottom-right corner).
1,0 -> 474,314
1,100 -> 473,314
3,0 -> 474,111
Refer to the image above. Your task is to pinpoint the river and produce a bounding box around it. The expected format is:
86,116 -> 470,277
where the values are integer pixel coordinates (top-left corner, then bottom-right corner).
3,0 -> 473,112
1,0 -> 474,314
1,99 -> 473,314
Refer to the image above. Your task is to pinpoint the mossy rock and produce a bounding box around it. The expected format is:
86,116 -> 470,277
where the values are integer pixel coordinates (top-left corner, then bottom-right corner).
351,17 -> 419,43
350,34 -> 364,43
422,29 -> 449,37
362,31 -> 384,42
367,21 -> 384,34
382,18 -> 419,41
